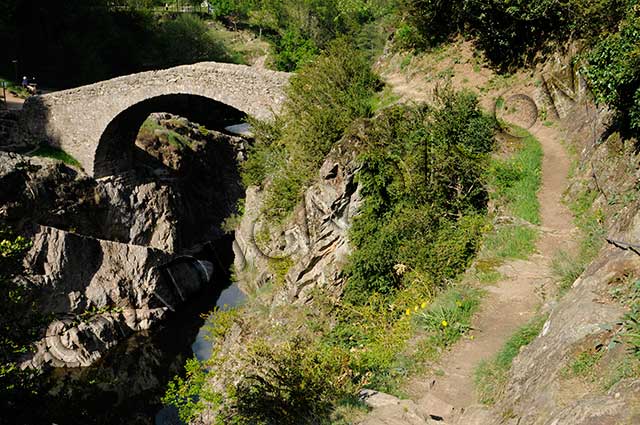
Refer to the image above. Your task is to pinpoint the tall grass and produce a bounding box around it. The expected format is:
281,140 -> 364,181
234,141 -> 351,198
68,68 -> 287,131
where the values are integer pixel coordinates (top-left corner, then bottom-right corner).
551,188 -> 605,295
489,131 -> 543,225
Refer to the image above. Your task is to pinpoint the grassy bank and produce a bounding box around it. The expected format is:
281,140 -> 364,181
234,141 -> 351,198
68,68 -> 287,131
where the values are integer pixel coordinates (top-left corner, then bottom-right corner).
474,315 -> 548,405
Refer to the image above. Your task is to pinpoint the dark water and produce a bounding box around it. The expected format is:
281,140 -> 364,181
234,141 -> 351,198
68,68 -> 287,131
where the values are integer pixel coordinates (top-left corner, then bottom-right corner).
11,280 -> 244,425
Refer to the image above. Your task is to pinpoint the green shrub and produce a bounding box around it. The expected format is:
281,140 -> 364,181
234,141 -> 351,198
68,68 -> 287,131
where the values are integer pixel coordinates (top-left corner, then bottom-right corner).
344,89 -> 495,304
396,0 -> 634,70
272,29 -> 319,71
224,337 -> 353,425
416,286 -> 482,347
163,358 -> 222,423
585,4 -> 640,138
396,0 -> 465,47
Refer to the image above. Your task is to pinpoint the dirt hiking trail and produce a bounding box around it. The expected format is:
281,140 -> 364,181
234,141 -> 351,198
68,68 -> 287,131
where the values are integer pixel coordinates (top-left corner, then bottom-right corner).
359,45 -> 579,424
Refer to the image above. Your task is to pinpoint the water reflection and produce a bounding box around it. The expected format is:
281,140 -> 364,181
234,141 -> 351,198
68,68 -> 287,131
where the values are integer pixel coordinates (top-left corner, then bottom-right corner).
191,284 -> 245,362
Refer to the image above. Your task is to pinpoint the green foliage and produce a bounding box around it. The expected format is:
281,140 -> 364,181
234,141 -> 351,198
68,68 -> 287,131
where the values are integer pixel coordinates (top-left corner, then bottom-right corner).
272,29 -> 319,71
155,14 -> 241,66
242,40 -> 380,221
483,226 -> 537,261
0,227 -> 42,404
489,133 -> 542,225
622,279 -> 640,359
31,146 -> 83,169
395,0 -> 635,70
325,292 -> 414,393
552,187 -> 605,294
396,0 -> 465,48
204,0 -> 393,71
584,3 -> 640,137
464,0 -> 572,69
415,286 -> 482,347
475,315 -> 548,405
564,350 -> 604,379
344,89 -> 495,304
228,337 -> 353,425
163,357 -> 223,423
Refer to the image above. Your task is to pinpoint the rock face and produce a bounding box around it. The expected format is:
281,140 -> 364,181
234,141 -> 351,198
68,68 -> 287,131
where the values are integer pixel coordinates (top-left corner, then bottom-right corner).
358,390 -> 452,425
1,113 -> 246,369
232,137 -> 363,304
0,110 -> 25,150
19,225 -> 213,369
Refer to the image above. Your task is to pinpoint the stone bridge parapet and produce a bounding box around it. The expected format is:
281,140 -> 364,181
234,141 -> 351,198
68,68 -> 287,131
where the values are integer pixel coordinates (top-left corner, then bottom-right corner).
20,62 -> 289,176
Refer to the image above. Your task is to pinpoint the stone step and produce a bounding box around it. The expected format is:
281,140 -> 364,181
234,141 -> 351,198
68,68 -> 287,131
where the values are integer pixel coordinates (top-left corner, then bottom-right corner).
358,390 -> 451,425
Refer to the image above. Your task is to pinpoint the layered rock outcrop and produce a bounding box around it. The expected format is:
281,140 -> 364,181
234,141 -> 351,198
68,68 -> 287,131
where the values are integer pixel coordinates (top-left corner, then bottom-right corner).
0,114 -> 246,369
20,224 -> 213,368
232,136 -> 363,304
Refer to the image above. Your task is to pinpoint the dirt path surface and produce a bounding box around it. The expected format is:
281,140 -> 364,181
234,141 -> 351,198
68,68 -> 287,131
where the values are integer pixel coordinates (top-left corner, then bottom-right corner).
359,54 -> 578,424
3,90 -> 25,110
408,121 -> 577,420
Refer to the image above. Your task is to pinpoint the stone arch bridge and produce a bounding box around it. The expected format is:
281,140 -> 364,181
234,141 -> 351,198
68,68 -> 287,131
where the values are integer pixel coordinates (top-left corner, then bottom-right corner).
20,62 -> 289,177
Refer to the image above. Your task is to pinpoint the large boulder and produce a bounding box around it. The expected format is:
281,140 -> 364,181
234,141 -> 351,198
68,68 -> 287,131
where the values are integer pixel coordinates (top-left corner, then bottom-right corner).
20,225 -> 213,368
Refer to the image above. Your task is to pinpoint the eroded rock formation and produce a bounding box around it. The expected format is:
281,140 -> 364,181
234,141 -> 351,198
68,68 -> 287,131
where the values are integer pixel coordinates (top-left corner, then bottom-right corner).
0,113 -> 245,369
232,136 -> 364,305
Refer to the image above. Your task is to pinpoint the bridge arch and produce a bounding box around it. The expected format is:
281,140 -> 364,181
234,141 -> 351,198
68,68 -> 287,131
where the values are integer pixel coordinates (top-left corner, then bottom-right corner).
19,62 -> 289,176
94,93 -> 244,177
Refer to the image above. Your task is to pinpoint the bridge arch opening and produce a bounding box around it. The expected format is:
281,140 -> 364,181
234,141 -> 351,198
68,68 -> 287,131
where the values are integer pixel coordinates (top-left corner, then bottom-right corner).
94,93 -> 246,178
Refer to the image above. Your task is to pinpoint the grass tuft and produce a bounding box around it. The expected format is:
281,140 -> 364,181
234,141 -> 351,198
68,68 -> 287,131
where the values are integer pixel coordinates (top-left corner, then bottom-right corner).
415,286 -> 483,348
475,315 -> 547,405
30,146 -> 82,169
489,131 -> 543,225
483,226 -> 537,260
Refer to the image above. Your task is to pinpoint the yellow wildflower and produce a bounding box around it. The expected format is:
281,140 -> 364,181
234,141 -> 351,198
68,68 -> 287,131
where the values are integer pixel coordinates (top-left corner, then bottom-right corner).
406,309 -> 412,316
414,305 -> 419,312
421,302 -> 428,309
441,320 -> 448,327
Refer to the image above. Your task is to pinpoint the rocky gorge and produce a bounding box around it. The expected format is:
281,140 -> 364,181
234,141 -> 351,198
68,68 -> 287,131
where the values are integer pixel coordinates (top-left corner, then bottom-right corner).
0,110 -> 257,422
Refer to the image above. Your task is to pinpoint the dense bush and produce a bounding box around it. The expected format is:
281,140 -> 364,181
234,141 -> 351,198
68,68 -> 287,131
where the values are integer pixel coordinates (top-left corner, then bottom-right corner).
229,338 -> 352,425
205,0 -> 393,70
585,4 -> 640,137
242,39 -> 381,220
395,0 -> 466,48
396,0 -> 635,69
344,89 -> 495,304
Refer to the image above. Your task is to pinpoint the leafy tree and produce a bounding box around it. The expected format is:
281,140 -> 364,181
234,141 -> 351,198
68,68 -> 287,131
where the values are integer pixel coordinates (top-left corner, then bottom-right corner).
585,3 -> 640,137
